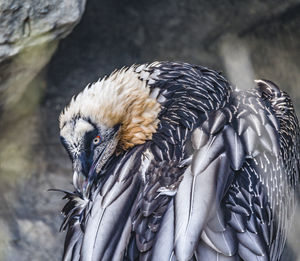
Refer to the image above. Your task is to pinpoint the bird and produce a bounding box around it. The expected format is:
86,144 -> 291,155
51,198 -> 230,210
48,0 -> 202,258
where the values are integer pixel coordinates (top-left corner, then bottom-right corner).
58,61 -> 300,261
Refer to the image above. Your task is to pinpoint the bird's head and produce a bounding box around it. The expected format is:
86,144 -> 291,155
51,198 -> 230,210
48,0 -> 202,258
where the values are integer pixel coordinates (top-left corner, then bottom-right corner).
59,65 -> 161,194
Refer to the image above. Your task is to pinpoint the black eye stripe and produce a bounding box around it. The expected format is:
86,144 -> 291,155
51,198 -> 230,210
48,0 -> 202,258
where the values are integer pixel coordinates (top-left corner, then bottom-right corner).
83,129 -> 99,150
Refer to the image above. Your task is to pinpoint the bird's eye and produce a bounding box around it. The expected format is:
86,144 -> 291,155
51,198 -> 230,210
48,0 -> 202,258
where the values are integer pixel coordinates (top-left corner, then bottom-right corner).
93,135 -> 101,145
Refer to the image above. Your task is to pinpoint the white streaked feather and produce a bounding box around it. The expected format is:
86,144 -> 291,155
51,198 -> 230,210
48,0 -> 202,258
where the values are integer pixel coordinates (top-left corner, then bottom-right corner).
139,149 -> 154,183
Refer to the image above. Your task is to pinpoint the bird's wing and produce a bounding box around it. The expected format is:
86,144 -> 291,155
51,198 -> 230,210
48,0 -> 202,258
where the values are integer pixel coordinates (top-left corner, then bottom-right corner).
125,152 -> 187,261
169,80 -> 299,261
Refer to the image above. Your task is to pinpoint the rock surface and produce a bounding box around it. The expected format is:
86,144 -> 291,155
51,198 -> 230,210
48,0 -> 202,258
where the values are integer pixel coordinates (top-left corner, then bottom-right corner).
0,0 -> 86,109
1,0 -> 300,260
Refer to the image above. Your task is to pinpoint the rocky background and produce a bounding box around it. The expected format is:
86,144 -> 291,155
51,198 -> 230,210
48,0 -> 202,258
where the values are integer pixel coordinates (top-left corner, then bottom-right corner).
0,0 -> 300,260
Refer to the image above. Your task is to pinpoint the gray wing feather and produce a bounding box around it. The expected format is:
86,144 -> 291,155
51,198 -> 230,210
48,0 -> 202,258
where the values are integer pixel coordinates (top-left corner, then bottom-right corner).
111,216 -> 132,261
196,241 -> 241,261
80,168 -> 139,261
174,133 -> 231,260
175,80 -> 299,261
62,224 -> 83,261
150,199 -> 175,261
203,225 -> 237,256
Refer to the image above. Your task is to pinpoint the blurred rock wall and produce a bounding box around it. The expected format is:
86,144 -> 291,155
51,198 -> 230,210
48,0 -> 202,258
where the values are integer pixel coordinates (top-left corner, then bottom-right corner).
0,0 -> 86,111
0,0 -> 300,260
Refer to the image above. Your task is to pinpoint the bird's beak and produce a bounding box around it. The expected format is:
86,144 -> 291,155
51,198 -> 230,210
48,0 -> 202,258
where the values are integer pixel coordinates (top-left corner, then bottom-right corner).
72,151 -> 91,193
72,125 -> 121,194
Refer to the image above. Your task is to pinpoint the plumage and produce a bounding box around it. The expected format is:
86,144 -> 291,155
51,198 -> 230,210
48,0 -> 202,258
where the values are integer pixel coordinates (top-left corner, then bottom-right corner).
57,61 -> 300,261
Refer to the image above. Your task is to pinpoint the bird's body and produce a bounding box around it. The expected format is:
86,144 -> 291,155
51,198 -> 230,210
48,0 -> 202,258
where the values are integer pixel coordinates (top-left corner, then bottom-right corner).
58,62 -> 300,261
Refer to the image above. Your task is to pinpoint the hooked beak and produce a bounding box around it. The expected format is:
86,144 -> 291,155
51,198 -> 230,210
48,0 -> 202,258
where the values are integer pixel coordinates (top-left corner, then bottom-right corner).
72,151 -> 91,194
72,125 -> 121,194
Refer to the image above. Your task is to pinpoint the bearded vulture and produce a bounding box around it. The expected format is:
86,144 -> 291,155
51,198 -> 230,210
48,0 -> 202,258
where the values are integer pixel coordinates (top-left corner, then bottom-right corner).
57,61 -> 300,261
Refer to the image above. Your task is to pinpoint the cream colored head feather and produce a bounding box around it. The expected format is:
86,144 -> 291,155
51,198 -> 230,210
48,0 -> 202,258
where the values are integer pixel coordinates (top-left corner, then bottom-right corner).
59,64 -> 161,150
